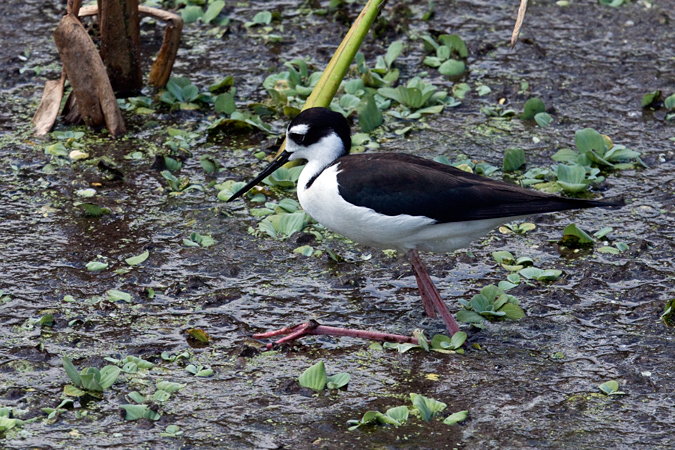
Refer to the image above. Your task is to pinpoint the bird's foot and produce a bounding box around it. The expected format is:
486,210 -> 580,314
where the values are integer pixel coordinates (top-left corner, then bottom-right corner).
252,319 -> 419,350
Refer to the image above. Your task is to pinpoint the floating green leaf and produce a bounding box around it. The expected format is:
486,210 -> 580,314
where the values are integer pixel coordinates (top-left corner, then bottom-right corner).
575,128 -> 606,155
107,289 -> 132,302
299,361 -> 327,391
121,404 -> 161,421
443,410 -> 468,425
598,380 -> 625,395
86,261 -> 108,272
503,148 -> 526,172
561,223 -> 594,247
202,0 -> 225,24
534,112 -> 553,127
438,59 -> 466,77
411,393 -> 447,422
641,90 -> 661,108
357,95 -> 383,133
521,98 -> 545,120
125,250 -> 149,266
326,372 -> 351,389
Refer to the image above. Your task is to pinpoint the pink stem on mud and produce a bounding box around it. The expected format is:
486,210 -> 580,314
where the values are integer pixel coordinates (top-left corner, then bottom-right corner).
408,249 -> 461,336
253,320 -> 418,349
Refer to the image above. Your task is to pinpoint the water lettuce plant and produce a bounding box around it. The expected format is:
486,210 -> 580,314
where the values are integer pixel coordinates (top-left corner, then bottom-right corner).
421,34 -> 468,77
457,285 -> 525,328
383,330 -> 466,354
378,76 -> 456,119
62,357 -> 121,396
347,393 -> 467,430
298,361 -> 351,391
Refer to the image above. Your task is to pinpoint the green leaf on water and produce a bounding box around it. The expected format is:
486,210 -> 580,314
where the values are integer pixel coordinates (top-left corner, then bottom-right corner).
250,10 -> 272,25
641,90 -> 661,108
62,357 -> 82,387
499,303 -> 526,320
107,289 -> 132,302
453,83 -> 470,99
384,41 -> 403,68
64,384 -> 86,397
552,148 -> 580,163
521,98 -> 545,120
164,156 -> 182,171
152,390 -> 171,402
99,365 -> 121,389
181,5 -> 203,23
202,0 -> 225,24
156,381 -> 185,393
575,128 -> 606,155
299,361 -> 327,391
128,391 -> 145,403
160,424 -> 184,437
326,372 -> 351,389
534,112 -> 553,127
411,393 -> 447,422
598,246 -> 620,254
357,95 -> 383,133
77,203 -> 111,217
386,406 -> 409,424
443,410 -> 468,425
438,59 -> 466,77
0,416 -> 20,432
214,92 -> 236,115
561,223 -> 595,246
121,404 -> 161,421
293,245 -> 314,257
665,94 -> 675,110
125,250 -> 149,266
441,34 -> 468,58
450,331 -> 467,348
125,355 -> 154,369
456,309 -> 485,324
598,380 -> 625,395
86,261 -> 108,271
503,148 -> 526,172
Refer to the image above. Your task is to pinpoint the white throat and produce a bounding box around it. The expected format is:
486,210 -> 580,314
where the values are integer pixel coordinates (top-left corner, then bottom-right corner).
287,132 -> 346,191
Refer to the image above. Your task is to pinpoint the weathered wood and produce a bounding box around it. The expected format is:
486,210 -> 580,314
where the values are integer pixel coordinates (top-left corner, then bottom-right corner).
144,6 -> 183,88
99,0 -> 142,94
32,71 -> 66,135
79,5 -> 182,89
62,90 -> 83,125
67,0 -> 83,16
53,14 -> 126,137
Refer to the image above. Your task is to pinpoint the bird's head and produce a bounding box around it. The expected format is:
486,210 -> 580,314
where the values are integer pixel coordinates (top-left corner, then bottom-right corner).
228,107 -> 351,202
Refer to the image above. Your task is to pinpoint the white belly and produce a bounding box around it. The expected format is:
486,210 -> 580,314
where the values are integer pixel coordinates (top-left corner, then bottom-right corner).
297,164 -> 520,253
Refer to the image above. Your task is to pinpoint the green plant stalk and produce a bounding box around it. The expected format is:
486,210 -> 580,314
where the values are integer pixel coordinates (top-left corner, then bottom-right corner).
276,0 -> 386,157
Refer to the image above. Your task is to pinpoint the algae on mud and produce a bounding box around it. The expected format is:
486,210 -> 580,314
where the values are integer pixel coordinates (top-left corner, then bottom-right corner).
1,0 -> 675,449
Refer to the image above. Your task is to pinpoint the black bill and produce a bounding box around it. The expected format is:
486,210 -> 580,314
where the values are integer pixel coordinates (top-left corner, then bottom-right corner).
227,150 -> 292,202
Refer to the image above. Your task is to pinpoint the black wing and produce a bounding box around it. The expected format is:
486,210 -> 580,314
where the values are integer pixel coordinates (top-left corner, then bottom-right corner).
335,153 -> 620,223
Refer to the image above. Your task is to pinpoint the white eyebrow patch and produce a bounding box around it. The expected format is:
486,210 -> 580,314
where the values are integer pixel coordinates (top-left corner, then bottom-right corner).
288,124 -> 309,135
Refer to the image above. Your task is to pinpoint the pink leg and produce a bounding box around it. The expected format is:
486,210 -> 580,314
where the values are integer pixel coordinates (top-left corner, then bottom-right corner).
408,249 -> 460,335
253,320 -> 418,350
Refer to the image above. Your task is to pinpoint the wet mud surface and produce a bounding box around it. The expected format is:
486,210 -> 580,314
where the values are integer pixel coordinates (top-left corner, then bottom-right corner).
1,0 -> 674,448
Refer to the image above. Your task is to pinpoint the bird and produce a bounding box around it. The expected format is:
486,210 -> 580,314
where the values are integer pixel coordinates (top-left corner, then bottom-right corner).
228,107 -> 622,347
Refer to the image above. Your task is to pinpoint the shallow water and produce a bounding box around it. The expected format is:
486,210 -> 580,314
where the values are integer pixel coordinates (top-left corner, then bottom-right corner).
1,0 -> 674,448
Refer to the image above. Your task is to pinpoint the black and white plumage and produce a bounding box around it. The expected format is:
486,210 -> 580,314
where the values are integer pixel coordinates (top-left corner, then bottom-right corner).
229,107 -> 622,344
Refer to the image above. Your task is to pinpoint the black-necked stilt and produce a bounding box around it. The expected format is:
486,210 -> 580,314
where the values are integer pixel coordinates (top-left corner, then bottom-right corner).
229,107 -> 622,346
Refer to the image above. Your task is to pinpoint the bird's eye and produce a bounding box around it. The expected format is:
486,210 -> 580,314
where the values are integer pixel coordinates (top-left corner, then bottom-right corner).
289,132 -> 305,144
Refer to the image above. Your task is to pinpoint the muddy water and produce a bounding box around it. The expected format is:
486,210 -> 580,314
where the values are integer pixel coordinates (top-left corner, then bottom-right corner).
1,0 -> 674,448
